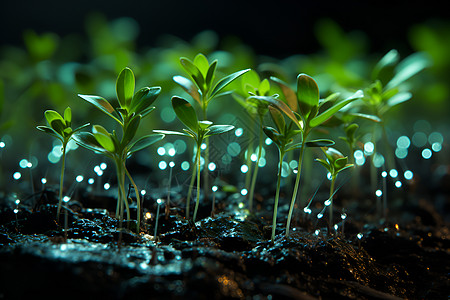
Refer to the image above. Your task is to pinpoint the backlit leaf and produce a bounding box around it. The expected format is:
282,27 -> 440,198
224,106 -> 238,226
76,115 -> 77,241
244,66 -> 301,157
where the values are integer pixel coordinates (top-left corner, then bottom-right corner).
131,86 -> 161,115
297,74 -> 319,116
128,133 -> 165,154
116,67 -> 135,108
173,75 -> 201,104
205,125 -> 235,137
78,94 -> 122,125
209,69 -> 250,99
305,139 -> 335,147
270,76 -> 298,112
172,96 -> 199,132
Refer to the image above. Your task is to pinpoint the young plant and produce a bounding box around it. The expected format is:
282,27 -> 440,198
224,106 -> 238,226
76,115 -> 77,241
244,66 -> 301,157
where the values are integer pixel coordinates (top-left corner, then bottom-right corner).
154,96 -> 234,222
250,74 -> 363,237
74,67 -> 164,233
37,107 -> 89,221
173,53 -> 249,200
315,147 -> 354,228
263,105 -> 302,244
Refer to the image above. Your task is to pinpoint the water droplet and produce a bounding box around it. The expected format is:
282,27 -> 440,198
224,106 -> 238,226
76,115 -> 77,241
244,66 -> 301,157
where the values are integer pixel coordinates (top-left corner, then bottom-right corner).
304,207 -> 312,214
41,178 -> 47,184
235,128 -> 243,137
357,233 -> 363,239
324,199 -> 332,206
341,213 -> 347,220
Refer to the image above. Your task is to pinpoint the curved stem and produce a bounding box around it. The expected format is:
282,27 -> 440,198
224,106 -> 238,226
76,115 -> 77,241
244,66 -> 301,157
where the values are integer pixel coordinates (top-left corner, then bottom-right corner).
125,165 -> 141,234
192,142 -> 202,222
248,119 -> 263,212
57,142 -> 67,222
271,148 -> 285,244
286,132 -> 308,237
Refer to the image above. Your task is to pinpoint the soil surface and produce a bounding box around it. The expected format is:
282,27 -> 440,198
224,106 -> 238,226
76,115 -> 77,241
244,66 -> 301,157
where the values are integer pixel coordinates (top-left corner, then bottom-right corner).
0,183 -> 448,299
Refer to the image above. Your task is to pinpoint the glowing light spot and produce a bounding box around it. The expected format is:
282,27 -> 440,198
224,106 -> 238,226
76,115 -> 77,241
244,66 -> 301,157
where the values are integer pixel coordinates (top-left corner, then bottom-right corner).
265,138 -> 272,145
159,161 -> 167,170
431,142 -> 442,152
395,147 -> 408,159
395,180 -> 402,188
240,164 -> 249,173
63,196 -> 71,203
227,142 -> 241,157
381,171 -> 388,178
157,147 -> 165,156
238,202 -> 245,208
395,224 -> 399,230
250,153 -> 258,162
47,151 -> 59,164
94,165 -> 101,173
396,136 -> 411,149
341,213 -> 347,220
174,139 -> 187,154
421,148 -> 432,159
156,198 -> 164,205
15,199 -> 20,205
0,141 -> 5,148
412,132 -> 427,147
281,161 -> 290,178
324,199 -> 332,206
258,157 -> 266,167
327,172 -> 332,180
141,189 -> 147,196
404,170 -> 413,180
235,128 -> 243,137
181,161 -> 190,171
88,178 -> 95,185
96,169 -> 103,176
212,185 -> 218,192
19,159 -> 29,169
168,148 -> 176,157
208,162 -> 216,171
317,213 -> 323,219
103,183 -> 110,190
334,224 -> 338,231
144,212 -> 152,220
357,233 -> 363,239
364,142 -> 374,155
304,207 -> 312,214
375,189 -> 382,197
289,160 -> 298,170
13,172 -> 21,180
389,169 -> 398,178
428,132 -> 443,145
315,229 -> 320,235
372,153 -> 385,168
201,143 -> 207,150
168,161 -> 175,168
99,163 -> 107,170
13,209 -> 19,214
160,107 -> 176,123
41,178 -> 47,184
354,150 -> 365,166
222,154 -> 232,165
76,175 -> 84,182
240,188 -> 248,196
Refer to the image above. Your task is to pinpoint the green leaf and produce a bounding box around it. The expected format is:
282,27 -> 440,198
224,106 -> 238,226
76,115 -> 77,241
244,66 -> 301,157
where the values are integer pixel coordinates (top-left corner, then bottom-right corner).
36,125 -> 63,141
209,69 -> 250,99
205,60 -> 217,88
131,86 -> 161,115
268,105 -> 285,134
92,125 -> 115,152
324,147 -> 344,163
372,49 -> 400,80
128,134 -> 165,154
180,57 -> 205,92
78,94 -> 122,125
139,107 -> 156,118
123,115 -> 141,145
205,125 -> 234,137
285,142 -> 303,152
173,76 -> 201,104
270,76 -> 298,112
263,126 -> 282,147
258,79 -> 270,96
315,158 -> 332,173
116,67 -> 135,108
386,92 -> 412,107
297,74 -> 319,116
385,52 -> 431,90
346,112 -> 381,123
305,139 -> 335,147
73,132 -> 109,155
194,53 -> 210,77
72,123 -> 91,133
44,110 -> 64,127
63,107 -> 72,125
171,96 -> 199,132
337,164 -> 354,173
334,156 -> 348,170
249,95 -> 302,130
153,129 -> 191,137
309,90 -> 363,128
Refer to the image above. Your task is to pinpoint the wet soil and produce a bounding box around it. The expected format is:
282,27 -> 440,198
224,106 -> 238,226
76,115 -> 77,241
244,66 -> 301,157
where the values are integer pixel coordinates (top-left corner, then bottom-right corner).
0,185 -> 448,299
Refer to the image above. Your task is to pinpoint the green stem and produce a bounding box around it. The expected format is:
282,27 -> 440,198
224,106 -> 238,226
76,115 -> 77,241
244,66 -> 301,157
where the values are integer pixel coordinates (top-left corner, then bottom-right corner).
57,142 -> 67,222
286,131 -> 308,237
192,142 -> 202,223
271,148 -> 285,244
186,161 -> 197,218
125,166 -> 141,234
248,121 -> 263,212
329,175 -> 336,229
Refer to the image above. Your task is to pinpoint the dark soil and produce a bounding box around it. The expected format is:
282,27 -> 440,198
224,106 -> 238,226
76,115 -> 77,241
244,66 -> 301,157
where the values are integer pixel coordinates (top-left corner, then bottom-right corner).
0,183 -> 448,300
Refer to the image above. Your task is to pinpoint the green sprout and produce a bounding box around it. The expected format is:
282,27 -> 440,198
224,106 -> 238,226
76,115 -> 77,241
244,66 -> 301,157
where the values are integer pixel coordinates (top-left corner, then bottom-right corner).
74,67 -> 164,233
155,96 -> 234,222
37,107 -> 89,221
315,147 -> 354,228
250,74 -> 363,237
263,105 -> 302,244
173,53 -> 249,201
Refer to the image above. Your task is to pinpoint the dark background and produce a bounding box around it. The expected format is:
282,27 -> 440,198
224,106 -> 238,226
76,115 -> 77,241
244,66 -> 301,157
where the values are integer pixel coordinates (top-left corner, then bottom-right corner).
0,0 -> 448,57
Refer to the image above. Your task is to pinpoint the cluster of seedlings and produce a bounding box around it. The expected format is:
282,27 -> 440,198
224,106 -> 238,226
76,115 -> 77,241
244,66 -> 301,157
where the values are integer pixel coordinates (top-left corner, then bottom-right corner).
37,50 -> 428,243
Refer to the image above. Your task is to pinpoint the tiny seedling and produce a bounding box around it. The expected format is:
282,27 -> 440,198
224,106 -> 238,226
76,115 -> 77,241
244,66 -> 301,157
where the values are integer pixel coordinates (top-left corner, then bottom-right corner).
315,147 -> 353,228
263,105 -> 301,244
154,96 -> 234,222
37,107 -> 89,221
250,74 -> 363,237
74,67 -> 164,233
174,53 -> 249,200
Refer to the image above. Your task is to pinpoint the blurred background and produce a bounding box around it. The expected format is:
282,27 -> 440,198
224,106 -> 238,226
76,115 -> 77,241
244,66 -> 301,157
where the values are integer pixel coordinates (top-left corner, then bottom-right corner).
0,0 -> 448,201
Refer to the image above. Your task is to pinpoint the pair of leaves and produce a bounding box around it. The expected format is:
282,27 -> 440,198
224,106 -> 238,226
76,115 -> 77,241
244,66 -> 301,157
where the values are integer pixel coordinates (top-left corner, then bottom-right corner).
154,96 -> 234,142
37,107 -> 89,143
174,53 -> 250,107
315,147 -> 354,176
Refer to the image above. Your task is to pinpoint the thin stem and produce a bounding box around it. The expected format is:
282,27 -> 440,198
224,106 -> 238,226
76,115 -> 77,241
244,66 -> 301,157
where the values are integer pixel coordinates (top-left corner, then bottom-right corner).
165,163 -> 174,220
57,142 -> 67,222
186,160 -> 197,218
329,175 -> 336,229
271,148 -> 285,244
192,143 -> 202,223
286,132 -> 308,237
248,119 -> 263,212
125,166 -> 141,234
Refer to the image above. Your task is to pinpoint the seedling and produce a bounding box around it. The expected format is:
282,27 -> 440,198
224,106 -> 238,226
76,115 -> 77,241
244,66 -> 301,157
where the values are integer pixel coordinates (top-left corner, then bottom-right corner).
74,67 -> 164,233
250,74 -> 363,237
173,53 -> 249,200
154,96 -> 234,222
263,105 -> 301,244
315,147 -> 353,228
37,107 -> 89,221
